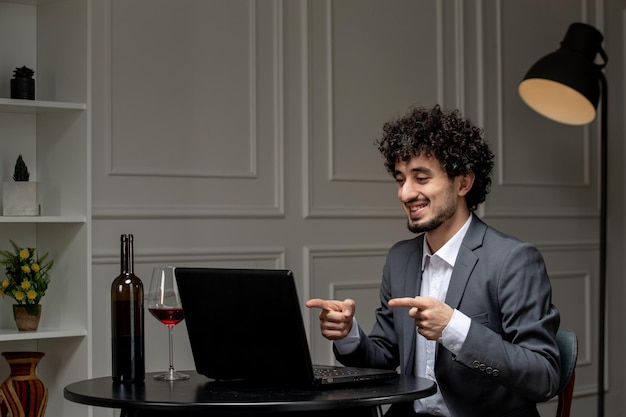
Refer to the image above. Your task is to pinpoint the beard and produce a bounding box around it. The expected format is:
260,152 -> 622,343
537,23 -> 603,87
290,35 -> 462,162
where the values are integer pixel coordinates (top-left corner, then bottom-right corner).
406,194 -> 457,234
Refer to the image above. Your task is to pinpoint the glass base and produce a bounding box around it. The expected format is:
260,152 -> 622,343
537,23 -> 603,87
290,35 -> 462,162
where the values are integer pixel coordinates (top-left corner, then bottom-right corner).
153,369 -> 189,381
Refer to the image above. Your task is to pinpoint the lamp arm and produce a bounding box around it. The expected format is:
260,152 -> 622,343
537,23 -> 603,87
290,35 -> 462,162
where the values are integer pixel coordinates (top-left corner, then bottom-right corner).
597,48 -> 608,69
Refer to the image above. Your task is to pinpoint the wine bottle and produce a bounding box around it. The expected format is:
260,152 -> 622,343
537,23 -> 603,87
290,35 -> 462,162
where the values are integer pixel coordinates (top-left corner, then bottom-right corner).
111,234 -> 145,383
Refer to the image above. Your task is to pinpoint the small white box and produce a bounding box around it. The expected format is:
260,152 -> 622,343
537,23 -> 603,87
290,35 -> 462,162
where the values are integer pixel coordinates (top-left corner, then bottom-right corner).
2,182 -> 39,216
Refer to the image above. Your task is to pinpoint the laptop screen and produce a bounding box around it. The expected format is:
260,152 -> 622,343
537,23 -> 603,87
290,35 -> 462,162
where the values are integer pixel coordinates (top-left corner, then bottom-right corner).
175,267 -> 316,386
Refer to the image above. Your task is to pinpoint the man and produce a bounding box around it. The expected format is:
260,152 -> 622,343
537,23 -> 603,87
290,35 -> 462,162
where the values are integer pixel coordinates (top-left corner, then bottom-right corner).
306,105 -> 560,417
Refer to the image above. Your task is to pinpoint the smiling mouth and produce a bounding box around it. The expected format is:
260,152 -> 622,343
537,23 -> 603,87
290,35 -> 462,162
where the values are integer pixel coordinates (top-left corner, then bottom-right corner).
407,201 -> 427,219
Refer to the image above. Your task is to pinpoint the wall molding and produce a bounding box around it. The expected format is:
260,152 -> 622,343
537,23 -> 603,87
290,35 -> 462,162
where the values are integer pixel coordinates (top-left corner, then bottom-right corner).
93,246 -> 285,268
94,0 -> 285,219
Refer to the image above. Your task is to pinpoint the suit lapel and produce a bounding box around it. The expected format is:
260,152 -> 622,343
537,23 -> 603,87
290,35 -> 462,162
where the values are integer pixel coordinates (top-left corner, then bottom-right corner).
404,234 -> 423,297
402,234 -> 423,375
445,214 -> 486,308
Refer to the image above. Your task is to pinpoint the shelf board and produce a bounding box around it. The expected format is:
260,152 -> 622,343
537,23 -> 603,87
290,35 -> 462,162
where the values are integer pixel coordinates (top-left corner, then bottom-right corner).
0,0 -> 36,5
0,98 -> 86,113
0,215 -> 86,223
0,328 -> 87,341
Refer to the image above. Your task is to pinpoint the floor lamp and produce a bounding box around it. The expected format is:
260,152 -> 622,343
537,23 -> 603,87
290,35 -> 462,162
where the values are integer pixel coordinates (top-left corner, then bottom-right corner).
518,22 -> 608,417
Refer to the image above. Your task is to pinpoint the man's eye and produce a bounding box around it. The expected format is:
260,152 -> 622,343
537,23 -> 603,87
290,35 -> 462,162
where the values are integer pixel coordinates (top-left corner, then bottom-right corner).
394,177 -> 404,184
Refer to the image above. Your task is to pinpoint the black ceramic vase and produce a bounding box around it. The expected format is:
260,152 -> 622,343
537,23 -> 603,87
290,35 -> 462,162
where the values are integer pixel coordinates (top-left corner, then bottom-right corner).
10,78 -> 35,100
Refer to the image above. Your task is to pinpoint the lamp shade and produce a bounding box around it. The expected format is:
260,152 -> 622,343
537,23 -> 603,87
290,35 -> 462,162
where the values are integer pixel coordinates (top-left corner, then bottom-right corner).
518,23 -> 606,125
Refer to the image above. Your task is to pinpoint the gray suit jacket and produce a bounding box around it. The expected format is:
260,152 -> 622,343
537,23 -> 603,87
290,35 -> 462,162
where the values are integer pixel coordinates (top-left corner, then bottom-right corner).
335,214 -> 561,417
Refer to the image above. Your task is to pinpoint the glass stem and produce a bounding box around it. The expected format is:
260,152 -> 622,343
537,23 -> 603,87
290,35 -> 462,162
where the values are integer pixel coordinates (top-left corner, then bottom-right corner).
168,325 -> 175,371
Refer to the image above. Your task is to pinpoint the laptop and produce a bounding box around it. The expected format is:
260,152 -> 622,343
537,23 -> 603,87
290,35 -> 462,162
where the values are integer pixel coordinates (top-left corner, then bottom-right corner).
175,267 -> 399,387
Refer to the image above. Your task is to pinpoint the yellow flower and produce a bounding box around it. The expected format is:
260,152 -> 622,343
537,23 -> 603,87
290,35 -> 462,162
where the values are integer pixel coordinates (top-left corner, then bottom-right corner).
0,241 -> 54,305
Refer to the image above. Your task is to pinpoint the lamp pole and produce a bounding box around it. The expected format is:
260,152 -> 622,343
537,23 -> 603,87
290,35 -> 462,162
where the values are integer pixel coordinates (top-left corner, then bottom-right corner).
597,70 -> 607,417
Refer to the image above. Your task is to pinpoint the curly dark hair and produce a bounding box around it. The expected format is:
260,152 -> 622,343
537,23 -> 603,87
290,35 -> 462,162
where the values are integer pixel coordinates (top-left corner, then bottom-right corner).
376,105 -> 494,211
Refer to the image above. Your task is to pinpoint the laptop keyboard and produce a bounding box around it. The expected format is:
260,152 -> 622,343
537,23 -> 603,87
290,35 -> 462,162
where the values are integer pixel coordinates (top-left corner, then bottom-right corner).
313,366 -> 359,378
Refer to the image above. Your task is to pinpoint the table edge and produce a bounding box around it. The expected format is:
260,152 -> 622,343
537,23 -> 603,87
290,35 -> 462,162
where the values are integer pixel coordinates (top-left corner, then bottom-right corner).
64,373 -> 437,412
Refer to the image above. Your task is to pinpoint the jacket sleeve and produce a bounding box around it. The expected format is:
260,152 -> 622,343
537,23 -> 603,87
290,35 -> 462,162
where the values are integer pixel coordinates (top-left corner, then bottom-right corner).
334,238 -> 419,372
450,241 -> 561,402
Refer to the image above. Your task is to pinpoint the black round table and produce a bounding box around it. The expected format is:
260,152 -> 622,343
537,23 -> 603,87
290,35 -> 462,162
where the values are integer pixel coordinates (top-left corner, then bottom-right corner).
64,371 -> 436,416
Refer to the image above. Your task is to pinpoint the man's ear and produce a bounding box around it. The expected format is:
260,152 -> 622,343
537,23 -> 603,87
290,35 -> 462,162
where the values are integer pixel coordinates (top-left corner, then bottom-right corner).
457,172 -> 475,196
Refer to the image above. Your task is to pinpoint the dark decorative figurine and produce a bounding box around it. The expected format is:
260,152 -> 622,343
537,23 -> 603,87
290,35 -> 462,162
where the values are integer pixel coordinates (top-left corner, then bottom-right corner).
12,155 -> 30,182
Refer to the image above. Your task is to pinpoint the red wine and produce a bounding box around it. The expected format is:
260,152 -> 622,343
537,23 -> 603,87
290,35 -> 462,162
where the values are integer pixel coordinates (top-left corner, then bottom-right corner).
149,307 -> 185,326
111,234 -> 145,383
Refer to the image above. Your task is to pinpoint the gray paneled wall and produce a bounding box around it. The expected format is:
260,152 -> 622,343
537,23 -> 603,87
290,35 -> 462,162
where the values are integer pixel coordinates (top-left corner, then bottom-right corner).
91,1 -> 625,417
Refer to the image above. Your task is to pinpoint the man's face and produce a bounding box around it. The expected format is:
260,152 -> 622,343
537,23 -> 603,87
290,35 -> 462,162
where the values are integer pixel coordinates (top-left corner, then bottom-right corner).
393,155 -> 459,234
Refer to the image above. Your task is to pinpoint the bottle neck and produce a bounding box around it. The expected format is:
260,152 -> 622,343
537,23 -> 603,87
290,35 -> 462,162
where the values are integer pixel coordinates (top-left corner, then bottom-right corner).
120,234 -> 134,274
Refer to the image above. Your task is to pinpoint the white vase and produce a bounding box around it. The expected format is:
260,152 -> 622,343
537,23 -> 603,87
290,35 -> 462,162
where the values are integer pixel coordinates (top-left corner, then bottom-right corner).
2,182 -> 38,216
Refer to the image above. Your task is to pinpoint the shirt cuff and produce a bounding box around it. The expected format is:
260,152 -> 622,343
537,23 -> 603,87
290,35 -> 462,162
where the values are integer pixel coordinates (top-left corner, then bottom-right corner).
441,309 -> 471,355
333,317 -> 361,355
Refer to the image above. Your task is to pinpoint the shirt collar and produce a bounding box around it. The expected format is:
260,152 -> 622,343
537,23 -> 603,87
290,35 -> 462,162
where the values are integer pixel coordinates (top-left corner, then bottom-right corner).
421,214 -> 473,270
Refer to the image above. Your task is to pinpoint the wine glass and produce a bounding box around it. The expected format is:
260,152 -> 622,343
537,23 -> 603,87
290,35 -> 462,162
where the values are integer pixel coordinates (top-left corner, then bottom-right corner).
147,266 -> 189,381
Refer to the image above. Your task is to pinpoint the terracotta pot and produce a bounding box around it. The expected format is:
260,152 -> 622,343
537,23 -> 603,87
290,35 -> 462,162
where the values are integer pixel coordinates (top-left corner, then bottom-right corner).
12,305 -> 42,331
0,352 -> 48,417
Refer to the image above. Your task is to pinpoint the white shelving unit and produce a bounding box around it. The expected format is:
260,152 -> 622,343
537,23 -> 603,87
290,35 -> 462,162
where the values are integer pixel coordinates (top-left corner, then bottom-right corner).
0,0 -> 90,416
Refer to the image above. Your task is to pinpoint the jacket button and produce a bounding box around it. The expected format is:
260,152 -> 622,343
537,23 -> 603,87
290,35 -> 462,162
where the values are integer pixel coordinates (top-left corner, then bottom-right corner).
472,360 -> 480,368
479,364 -> 486,372
486,367 -> 493,374
492,369 -> 500,377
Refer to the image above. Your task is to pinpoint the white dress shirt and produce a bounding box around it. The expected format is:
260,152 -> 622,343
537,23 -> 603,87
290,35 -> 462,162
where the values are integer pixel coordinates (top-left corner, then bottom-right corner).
335,215 -> 473,417
414,215 -> 472,415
